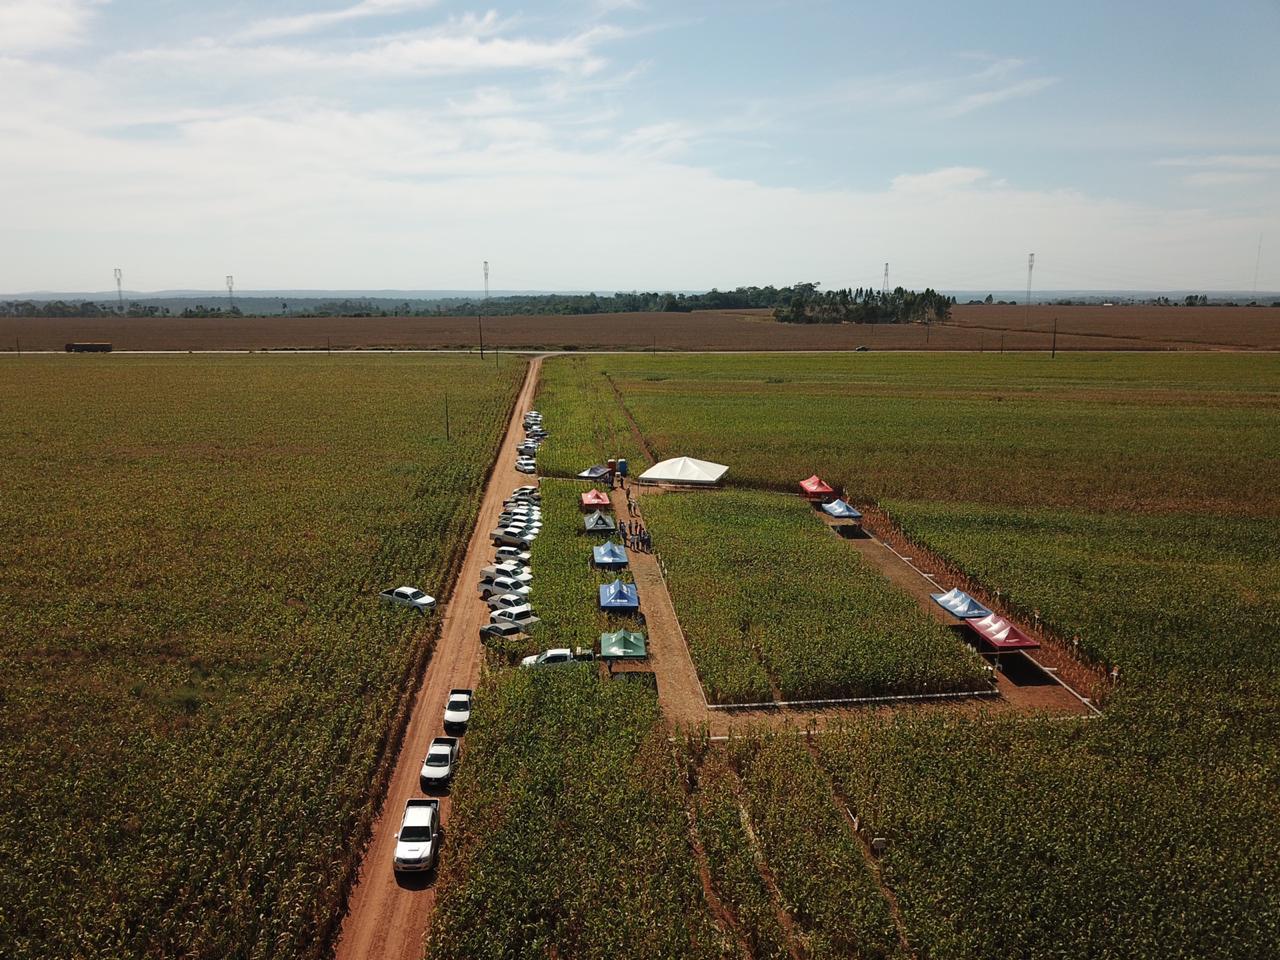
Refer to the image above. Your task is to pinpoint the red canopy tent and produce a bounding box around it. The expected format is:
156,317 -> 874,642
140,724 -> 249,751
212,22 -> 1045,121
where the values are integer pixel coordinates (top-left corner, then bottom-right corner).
966,613 -> 1040,651
799,475 -> 836,501
580,489 -> 611,510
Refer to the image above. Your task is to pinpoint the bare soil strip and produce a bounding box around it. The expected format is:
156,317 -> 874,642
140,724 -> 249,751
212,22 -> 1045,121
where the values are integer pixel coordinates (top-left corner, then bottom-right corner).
735,798 -> 806,960
802,736 -> 917,960
333,357 -> 541,960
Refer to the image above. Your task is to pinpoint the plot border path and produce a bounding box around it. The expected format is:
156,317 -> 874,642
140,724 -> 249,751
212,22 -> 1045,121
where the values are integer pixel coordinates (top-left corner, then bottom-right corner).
333,357 -> 542,960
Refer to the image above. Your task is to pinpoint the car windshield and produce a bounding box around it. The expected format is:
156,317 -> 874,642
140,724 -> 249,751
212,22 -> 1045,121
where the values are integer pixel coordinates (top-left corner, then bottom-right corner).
426,754 -> 449,766
400,825 -> 433,841
408,590 -> 425,600
448,699 -> 467,711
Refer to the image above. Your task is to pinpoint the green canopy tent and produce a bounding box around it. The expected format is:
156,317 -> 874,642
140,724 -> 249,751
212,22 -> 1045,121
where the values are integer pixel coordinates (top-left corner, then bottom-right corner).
599,629 -> 647,660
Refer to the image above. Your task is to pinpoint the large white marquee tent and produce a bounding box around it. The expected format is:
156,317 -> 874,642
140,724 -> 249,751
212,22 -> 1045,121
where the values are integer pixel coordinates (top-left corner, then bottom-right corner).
636,456 -> 728,485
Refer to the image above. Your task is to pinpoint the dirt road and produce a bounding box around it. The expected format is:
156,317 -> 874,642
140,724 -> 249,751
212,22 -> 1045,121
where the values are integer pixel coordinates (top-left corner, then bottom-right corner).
333,356 -> 541,960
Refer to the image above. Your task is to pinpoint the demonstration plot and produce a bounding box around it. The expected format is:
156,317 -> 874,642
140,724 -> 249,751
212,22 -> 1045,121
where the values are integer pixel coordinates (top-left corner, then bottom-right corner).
642,489 -> 990,705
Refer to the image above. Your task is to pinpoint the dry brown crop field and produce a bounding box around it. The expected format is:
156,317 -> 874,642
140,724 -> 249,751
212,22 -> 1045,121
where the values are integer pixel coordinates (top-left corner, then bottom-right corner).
2,304 -> 1277,352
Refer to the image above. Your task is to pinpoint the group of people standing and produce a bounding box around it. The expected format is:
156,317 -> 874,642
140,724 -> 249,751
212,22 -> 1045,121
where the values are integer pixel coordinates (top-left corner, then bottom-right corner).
619,519 -> 652,553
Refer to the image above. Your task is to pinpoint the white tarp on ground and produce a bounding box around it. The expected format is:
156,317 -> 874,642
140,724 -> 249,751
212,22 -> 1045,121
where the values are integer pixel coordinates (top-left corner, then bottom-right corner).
637,456 -> 728,485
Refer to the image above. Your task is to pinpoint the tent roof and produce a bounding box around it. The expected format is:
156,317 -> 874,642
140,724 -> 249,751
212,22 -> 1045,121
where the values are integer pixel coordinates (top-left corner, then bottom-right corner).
800,474 -> 835,495
598,580 -> 640,609
583,510 -> 617,531
967,613 -> 1039,650
580,489 -> 611,506
637,456 -> 728,485
821,498 -> 862,519
592,541 -> 629,566
931,587 -> 992,619
599,630 -> 647,659
577,464 -> 613,479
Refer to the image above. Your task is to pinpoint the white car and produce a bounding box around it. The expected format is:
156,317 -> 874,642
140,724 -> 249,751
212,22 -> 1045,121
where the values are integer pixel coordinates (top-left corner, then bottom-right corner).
494,546 -> 531,564
491,604 -> 539,628
443,688 -> 472,730
480,564 -> 532,585
393,799 -> 440,873
379,586 -> 436,612
486,591 -> 528,610
492,529 -> 535,548
481,580 -> 531,603
515,458 -> 537,474
521,647 -> 590,668
420,737 -> 460,788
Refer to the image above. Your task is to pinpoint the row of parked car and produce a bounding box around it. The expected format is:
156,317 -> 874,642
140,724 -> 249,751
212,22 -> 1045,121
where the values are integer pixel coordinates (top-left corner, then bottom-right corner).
392,686 -> 472,874
515,409 -> 545,473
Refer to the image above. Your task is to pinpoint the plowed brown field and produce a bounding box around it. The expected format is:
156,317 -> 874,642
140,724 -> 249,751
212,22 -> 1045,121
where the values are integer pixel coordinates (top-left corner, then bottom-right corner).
3,304 -> 1276,352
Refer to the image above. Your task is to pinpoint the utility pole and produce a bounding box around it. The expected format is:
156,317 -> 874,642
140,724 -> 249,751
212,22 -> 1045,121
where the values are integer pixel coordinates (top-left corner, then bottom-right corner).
1024,253 -> 1035,330
327,336 -> 331,356
1051,318 -> 1058,359
444,393 -> 450,441
1000,334 -> 1005,354
479,260 -> 489,360
15,337 -> 20,356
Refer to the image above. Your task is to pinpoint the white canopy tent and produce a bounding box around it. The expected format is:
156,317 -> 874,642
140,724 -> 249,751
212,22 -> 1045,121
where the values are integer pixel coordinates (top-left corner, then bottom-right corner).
637,456 -> 728,486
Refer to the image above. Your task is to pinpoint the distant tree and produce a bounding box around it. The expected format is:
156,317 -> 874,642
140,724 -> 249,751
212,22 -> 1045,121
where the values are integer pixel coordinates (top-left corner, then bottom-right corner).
984,293 -> 994,304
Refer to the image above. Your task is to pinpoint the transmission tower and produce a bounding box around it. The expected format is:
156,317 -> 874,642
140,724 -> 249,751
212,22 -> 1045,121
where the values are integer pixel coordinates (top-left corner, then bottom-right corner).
1254,234 -> 1263,299
114,268 -> 124,313
483,260 -> 490,301
1024,253 -> 1035,329
226,275 -> 235,311
882,262 -> 889,297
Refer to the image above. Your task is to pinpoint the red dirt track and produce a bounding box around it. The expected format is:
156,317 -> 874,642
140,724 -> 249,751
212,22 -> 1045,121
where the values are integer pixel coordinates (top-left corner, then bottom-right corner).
332,357 -> 541,960
3,304 -> 1277,352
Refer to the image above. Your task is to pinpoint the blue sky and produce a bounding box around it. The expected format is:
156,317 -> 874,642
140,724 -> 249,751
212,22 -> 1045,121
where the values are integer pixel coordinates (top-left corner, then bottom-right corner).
1,0 -> 1277,292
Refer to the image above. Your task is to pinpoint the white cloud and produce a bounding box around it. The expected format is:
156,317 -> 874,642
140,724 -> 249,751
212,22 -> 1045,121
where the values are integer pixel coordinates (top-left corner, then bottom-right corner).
121,16 -> 619,78
891,167 -> 988,192
0,0 -> 104,55
1182,171 -> 1266,187
240,0 -> 440,42
943,76 -> 1057,116
1157,154 -> 1280,170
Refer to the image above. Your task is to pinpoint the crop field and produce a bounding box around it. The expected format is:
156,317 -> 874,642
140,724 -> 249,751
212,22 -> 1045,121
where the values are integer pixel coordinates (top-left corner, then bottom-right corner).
0,355 -> 523,960
528,350 -> 1280,956
641,489 -> 988,704
426,668 -> 726,959
5,303 -> 1278,353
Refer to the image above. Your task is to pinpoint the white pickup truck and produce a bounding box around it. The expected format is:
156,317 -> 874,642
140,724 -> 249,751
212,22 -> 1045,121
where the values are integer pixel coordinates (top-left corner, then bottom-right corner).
520,647 -> 594,668
393,799 -> 441,873
443,688 -> 473,730
380,586 -> 436,612
420,736 -> 460,788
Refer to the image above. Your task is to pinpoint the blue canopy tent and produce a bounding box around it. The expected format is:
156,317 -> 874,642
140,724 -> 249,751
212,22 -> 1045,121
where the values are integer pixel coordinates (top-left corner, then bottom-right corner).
583,510 -> 618,534
821,499 -> 863,520
931,587 -> 992,619
598,579 -> 640,612
592,541 -> 630,569
577,464 -> 613,480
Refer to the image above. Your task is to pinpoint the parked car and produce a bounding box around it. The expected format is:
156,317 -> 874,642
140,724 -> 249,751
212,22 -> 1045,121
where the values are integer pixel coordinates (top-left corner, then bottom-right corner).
491,604 -> 540,628
443,688 -> 472,730
486,591 -> 529,611
420,737 -> 460,788
479,620 -> 527,642
515,458 -> 537,474
492,529 -> 535,548
520,647 -> 594,668
509,485 -> 540,500
498,516 -> 542,531
393,799 -> 441,873
517,443 -> 541,457
379,586 -> 436,612
480,564 -> 532,585
494,546 -> 531,564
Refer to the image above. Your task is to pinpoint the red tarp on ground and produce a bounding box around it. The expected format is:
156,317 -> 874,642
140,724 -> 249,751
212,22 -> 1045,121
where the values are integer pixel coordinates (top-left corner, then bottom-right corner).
580,489 -> 611,508
799,475 -> 835,499
967,613 -> 1040,651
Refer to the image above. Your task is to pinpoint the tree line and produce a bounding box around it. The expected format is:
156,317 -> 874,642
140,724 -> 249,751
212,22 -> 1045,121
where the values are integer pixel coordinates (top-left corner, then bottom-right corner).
772,283 -> 955,324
